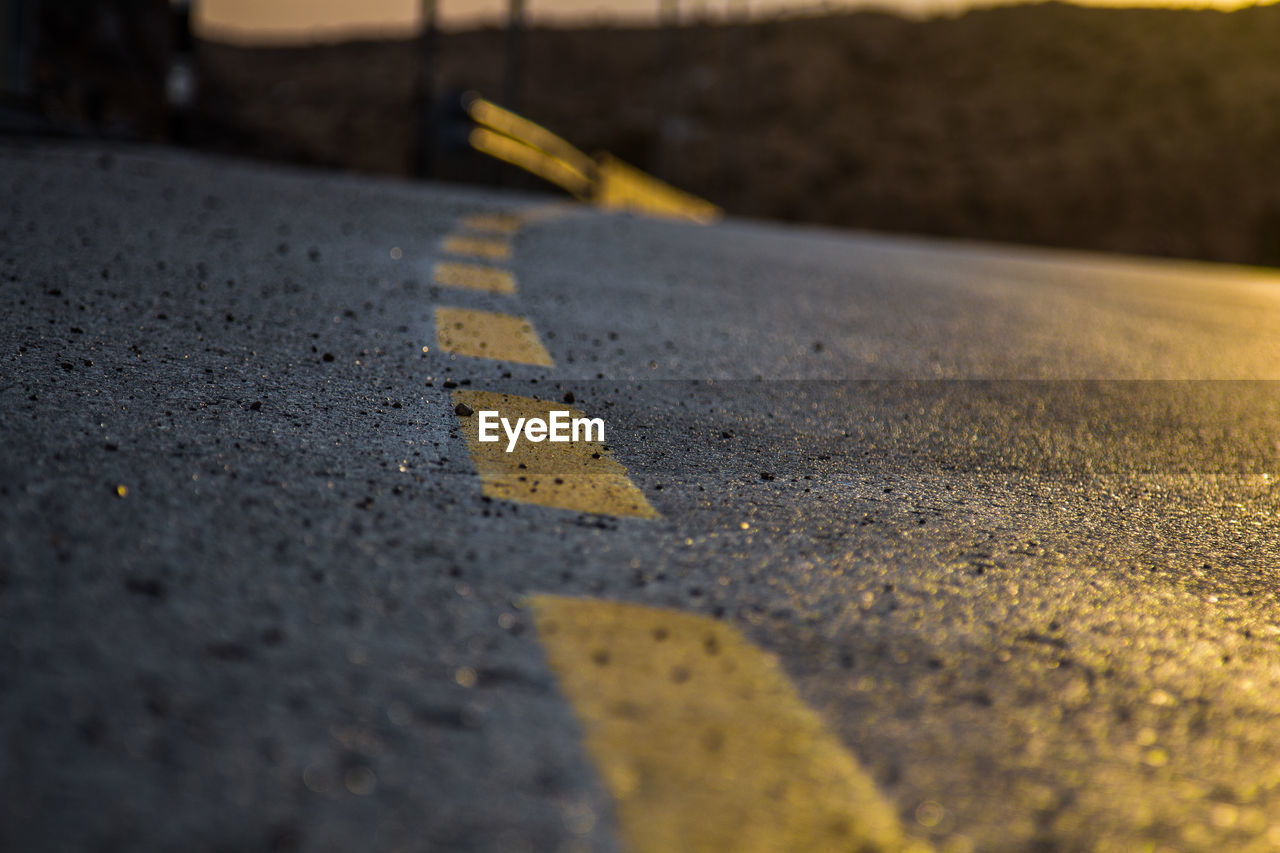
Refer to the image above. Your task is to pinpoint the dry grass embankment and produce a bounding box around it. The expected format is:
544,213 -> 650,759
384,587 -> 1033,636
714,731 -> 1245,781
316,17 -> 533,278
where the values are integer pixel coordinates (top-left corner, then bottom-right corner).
198,3 -> 1280,266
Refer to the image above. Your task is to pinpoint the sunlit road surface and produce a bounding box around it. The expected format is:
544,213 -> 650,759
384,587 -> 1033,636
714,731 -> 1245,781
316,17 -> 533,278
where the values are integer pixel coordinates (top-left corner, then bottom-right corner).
5,142 -> 1280,853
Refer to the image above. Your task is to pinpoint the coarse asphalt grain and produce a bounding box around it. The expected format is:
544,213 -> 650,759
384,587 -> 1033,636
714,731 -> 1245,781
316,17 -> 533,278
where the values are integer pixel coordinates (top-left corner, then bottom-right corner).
4,140 -> 1280,852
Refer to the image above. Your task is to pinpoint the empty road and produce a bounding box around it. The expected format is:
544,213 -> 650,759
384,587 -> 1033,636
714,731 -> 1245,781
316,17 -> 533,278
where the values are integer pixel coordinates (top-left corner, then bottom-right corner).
4,141 -> 1280,853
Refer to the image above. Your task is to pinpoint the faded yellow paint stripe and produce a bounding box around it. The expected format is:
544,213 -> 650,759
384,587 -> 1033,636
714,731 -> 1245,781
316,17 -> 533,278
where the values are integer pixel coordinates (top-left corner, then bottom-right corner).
466,96 -> 598,180
461,213 -> 523,234
595,153 -> 722,224
435,307 -> 553,367
470,128 -> 595,200
452,390 -> 658,519
515,201 -> 577,224
433,261 -> 517,294
442,234 -> 512,261
530,596 -> 931,853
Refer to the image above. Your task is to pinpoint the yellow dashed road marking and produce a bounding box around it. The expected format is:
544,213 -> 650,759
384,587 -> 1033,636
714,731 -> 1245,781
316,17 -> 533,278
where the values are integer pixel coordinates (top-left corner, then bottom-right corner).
470,128 -> 595,199
435,307 -> 553,366
461,213 -> 524,234
433,262 -> 517,294
442,234 -> 512,261
452,390 -> 658,519
515,201 -> 577,224
531,596 -> 931,853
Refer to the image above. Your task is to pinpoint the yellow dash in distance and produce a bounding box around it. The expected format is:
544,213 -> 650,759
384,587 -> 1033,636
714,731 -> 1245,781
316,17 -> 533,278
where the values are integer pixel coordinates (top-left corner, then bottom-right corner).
442,234 -> 512,261
530,596 -> 931,853
452,390 -> 658,519
435,306 -> 553,367
433,262 -> 517,294
460,213 -> 523,234
516,201 -> 578,224
469,128 -> 595,200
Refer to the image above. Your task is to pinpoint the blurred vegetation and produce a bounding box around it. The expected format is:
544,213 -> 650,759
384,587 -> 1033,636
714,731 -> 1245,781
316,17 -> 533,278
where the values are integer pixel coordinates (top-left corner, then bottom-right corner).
195,2 -> 1280,266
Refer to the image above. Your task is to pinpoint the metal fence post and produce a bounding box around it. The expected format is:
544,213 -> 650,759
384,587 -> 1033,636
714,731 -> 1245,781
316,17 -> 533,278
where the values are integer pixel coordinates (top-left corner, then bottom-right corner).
503,0 -> 526,116
2,0 -> 36,100
412,0 -> 438,178
167,0 -> 196,143
655,0 -> 679,180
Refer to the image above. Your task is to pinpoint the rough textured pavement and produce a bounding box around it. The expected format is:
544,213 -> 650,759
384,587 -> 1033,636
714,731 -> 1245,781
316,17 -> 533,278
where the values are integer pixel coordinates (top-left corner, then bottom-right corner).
4,141 -> 1280,852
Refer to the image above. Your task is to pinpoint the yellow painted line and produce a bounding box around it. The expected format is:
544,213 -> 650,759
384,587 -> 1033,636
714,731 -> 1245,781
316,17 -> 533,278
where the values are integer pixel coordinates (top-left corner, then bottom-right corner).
460,95 -> 715,222
460,213 -> 523,234
595,153 -> 722,225
470,127 -> 594,200
435,307 -> 553,366
531,596 -> 930,853
515,201 -> 578,224
442,234 -> 512,261
466,94 -> 599,180
433,261 -> 517,294
452,390 -> 658,519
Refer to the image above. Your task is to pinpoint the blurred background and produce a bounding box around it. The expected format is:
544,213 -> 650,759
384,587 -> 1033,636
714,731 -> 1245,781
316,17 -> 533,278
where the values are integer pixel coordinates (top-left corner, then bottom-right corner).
5,0 -> 1280,266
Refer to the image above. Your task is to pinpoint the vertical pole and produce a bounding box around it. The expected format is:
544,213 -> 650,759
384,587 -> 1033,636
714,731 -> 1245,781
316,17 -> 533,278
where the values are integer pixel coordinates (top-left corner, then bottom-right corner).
655,0 -> 678,179
717,0 -> 746,209
167,0 -> 196,144
412,0 -> 437,178
3,0 -> 35,100
502,0 -> 525,114
1,0 -> 14,96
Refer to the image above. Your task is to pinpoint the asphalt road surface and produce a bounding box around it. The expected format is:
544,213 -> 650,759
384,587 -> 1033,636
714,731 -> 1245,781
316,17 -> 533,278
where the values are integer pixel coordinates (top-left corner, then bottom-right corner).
5,141 -> 1280,853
